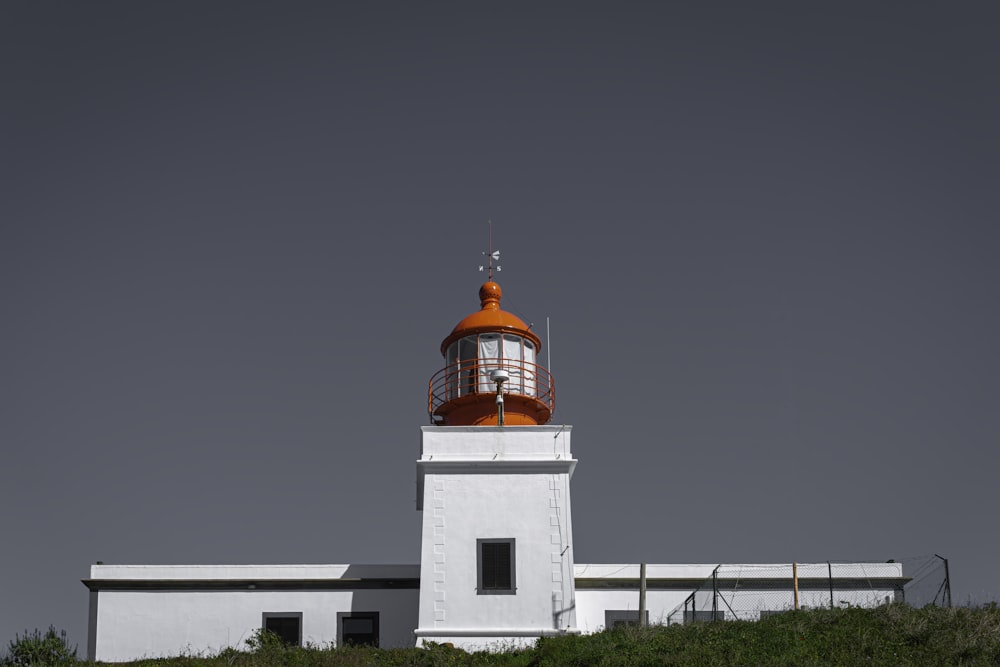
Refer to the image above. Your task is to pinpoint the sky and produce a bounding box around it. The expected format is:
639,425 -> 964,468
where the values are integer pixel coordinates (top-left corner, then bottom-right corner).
2,0 -> 998,653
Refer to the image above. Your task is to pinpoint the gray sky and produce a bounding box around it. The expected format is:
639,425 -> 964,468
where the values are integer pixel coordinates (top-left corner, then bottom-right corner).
3,1 -> 998,651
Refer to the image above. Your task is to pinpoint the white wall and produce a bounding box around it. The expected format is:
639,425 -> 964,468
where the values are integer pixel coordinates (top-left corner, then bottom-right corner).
92,589 -> 419,661
88,559 -> 907,659
575,587 -> 901,630
87,565 -> 419,661
415,426 -> 577,650
574,562 -> 906,630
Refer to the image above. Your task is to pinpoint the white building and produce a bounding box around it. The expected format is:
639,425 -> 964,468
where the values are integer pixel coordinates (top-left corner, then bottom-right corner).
84,275 -> 907,660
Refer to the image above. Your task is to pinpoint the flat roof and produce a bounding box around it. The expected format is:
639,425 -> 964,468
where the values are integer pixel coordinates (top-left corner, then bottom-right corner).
83,562 -> 908,592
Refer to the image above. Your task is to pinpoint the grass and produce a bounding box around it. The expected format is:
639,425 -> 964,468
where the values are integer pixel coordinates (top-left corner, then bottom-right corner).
531,604 -> 1000,666
32,604 -> 1000,667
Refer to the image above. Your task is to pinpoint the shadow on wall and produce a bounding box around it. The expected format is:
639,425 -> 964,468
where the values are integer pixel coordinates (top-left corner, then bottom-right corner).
553,592 -> 576,630
342,565 -> 420,649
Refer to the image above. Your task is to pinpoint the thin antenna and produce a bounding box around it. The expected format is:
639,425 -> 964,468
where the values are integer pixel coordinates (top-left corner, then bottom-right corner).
478,219 -> 501,279
546,316 -> 552,378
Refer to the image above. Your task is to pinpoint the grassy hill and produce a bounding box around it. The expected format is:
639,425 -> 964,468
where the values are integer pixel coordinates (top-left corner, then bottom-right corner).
529,604 -> 1000,666
15,604 -> 1000,666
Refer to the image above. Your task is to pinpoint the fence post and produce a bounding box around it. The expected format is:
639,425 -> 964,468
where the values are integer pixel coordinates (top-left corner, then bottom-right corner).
935,554 -> 952,608
639,562 -> 647,627
712,566 -> 719,622
793,562 -> 799,611
828,561 -> 834,609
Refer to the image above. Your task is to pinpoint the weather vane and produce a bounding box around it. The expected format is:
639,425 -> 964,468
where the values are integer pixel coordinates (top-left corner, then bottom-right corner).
478,219 -> 501,279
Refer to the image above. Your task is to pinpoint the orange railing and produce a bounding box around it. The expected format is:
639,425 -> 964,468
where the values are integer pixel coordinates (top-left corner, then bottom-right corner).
428,359 -> 555,418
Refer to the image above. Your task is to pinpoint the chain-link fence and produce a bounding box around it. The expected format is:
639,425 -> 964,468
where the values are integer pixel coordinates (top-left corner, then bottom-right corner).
663,555 -> 950,624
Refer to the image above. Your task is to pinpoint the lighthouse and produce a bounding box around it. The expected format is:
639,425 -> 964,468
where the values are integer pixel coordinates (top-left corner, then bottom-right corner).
80,248 -> 912,661
414,268 -> 578,648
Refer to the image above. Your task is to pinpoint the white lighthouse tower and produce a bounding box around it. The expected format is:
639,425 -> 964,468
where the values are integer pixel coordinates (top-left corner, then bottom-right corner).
414,265 -> 578,649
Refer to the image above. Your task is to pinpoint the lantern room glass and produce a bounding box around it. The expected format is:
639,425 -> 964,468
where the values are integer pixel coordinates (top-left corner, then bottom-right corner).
443,333 -> 537,400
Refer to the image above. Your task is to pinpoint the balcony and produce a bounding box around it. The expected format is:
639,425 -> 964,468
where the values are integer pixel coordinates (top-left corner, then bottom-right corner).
428,359 -> 554,426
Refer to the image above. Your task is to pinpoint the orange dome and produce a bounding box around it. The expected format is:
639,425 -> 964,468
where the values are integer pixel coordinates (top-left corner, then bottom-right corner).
440,281 -> 542,354
428,279 -> 554,426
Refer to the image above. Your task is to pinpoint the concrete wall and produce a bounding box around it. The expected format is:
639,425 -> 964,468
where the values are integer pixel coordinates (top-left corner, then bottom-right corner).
574,563 -> 907,630
86,560 -> 908,659
86,565 -> 418,662
415,426 -> 577,650
576,589 -> 690,631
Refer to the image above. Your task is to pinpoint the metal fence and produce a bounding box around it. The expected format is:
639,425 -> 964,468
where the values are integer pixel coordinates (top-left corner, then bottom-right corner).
664,555 -> 951,625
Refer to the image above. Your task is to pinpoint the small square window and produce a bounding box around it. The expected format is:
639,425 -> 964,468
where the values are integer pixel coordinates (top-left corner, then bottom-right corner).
605,610 -> 649,629
478,538 -> 515,594
338,612 -> 379,647
262,612 -> 302,646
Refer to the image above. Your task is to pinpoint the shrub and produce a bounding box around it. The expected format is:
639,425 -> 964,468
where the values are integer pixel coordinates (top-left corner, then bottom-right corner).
244,628 -> 286,656
3,626 -> 77,667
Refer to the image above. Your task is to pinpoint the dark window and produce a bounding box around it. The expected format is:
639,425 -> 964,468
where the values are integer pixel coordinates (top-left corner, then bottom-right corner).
338,612 -> 379,647
478,538 -> 515,594
459,338 -> 477,395
605,610 -> 649,629
262,613 -> 302,646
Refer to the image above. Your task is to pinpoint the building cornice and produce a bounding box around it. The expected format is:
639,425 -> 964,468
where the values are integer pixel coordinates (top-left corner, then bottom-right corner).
82,575 -> 909,592
81,578 -> 420,592
415,458 -> 577,509
575,577 -> 910,591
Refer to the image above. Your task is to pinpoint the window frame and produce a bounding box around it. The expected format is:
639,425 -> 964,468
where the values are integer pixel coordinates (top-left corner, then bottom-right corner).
604,609 -> 649,629
337,611 -> 380,647
448,334 -> 537,398
261,612 -> 302,647
477,538 -> 516,595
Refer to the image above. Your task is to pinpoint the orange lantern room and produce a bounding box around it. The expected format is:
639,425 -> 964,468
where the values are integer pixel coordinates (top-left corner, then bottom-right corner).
428,280 -> 554,426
